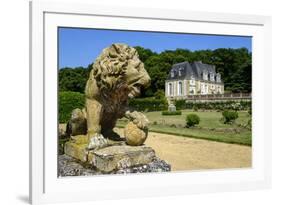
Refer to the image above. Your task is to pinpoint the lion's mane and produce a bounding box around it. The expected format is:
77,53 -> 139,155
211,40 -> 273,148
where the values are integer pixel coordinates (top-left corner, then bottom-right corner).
91,44 -> 138,93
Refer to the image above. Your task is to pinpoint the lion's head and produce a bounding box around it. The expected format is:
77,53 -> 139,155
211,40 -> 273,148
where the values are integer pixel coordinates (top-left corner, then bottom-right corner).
90,43 -> 151,99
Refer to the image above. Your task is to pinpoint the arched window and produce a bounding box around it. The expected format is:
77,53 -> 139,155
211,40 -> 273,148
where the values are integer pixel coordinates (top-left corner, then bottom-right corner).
168,83 -> 173,96
178,81 -> 183,96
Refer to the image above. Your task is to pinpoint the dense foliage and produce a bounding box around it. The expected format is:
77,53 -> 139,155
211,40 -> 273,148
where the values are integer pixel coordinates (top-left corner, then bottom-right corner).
59,46 -> 251,95
222,110 -> 239,124
186,114 -> 200,127
175,100 -> 251,111
59,64 -> 92,93
128,98 -> 168,112
59,91 -> 85,123
162,111 -> 182,115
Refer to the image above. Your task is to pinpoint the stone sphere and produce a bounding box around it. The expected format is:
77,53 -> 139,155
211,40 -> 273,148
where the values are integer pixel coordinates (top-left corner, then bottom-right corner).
124,122 -> 148,146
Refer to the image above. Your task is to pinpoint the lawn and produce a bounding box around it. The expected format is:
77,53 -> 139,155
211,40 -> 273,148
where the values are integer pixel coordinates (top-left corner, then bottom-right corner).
117,109 -> 252,146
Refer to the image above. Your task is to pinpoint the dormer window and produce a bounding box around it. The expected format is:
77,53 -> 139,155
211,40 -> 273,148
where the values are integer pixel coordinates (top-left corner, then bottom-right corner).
203,70 -> 208,81
210,73 -> 215,81
178,68 -> 183,76
171,71 -> 175,78
216,73 -> 221,83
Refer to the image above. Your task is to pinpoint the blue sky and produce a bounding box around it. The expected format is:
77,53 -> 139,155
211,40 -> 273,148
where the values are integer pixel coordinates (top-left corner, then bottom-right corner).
59,27 -> 252,68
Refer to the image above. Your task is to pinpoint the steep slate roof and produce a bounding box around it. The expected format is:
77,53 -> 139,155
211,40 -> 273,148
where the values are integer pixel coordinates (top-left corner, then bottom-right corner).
167,61 -> 194,80
167,61 -> 220,82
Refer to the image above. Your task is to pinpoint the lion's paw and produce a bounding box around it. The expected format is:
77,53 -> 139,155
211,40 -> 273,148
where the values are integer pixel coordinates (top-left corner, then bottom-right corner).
125,111 -> 149,130
87,133 -> 108,150
132,113 -> 149,129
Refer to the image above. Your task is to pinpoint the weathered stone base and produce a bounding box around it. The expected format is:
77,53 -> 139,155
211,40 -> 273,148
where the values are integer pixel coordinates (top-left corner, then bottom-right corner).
58,154 -> 171,177
63,135 -> 171,175
88,145 -> 156,172
64,135 -> 169,173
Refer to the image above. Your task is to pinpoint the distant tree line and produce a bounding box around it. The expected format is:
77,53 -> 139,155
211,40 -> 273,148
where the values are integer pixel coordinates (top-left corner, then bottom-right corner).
59,46 -> 252,96
59,65 -> 92,93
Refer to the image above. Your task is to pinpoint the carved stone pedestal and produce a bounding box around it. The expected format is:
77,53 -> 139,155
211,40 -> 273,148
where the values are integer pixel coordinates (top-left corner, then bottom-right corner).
63,135 -> 170,174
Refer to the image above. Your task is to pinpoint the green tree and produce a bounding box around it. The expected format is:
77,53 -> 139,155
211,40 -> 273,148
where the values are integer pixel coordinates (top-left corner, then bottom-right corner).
59,66 -> 91,93
211,48 -> 252,92
58,46 -> 252,95
134,46 -> 156,62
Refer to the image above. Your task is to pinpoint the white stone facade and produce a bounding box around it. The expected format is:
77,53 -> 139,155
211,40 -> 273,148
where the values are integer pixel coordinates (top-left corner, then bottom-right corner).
165,61 -> 224,98
165,79 -> 224,97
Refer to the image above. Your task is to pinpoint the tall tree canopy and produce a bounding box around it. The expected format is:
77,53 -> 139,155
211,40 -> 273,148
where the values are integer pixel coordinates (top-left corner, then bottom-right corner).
59,64 -> 92,93
59,47 -> 251,95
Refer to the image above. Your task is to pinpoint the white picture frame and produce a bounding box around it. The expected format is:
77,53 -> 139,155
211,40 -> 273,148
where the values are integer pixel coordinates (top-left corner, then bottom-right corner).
30,1 -> 272,204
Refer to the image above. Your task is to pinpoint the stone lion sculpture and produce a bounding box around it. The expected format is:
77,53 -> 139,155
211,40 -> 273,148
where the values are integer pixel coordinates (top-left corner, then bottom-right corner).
67,43 -> 151,149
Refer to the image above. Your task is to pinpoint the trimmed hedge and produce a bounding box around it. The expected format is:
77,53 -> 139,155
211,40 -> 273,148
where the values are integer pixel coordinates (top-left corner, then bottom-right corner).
59,92 -> 168,122
222,110 -> 239,124
186,114 -> 200,127
175,100 -> 251,111
59,91 -> 85,123
162,110 -> 182,115
129,98 -> 168,111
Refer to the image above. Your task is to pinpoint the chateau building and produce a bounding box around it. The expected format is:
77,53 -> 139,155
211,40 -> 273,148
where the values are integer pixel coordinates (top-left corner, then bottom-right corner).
165,61 -> 224,98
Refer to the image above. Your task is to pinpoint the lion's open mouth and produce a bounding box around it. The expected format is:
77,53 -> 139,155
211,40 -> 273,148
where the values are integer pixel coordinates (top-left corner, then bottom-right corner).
128,83 -> 142,98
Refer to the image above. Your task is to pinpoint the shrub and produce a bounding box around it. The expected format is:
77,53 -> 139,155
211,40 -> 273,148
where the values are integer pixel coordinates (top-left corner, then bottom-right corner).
192,104 -> 198,111
162,111 -> 182,115
186,114 -> 200,127
222,110 -> 238,124
59,91 -> 85,123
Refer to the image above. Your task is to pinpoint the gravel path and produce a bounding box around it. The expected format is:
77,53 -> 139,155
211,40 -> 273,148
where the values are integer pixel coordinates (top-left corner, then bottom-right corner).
115,128 -> 252,171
